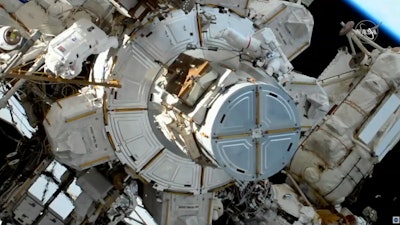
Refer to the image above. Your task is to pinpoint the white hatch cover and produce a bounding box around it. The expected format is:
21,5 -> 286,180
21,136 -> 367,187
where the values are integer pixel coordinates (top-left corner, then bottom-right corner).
199,82 -> 300,180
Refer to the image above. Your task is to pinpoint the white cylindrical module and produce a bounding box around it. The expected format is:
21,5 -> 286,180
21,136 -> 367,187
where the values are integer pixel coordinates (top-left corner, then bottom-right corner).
216,27 -> 261,57
197,81 -> 301,181
0,26 -> 22,51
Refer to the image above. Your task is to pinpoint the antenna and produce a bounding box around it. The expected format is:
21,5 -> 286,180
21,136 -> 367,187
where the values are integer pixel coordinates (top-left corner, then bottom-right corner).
340,21 -> 385,56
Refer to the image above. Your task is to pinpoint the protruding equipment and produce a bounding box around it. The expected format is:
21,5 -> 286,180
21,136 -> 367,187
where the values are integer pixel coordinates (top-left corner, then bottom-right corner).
0,26 -> 22,51
44,18 -> 119,79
